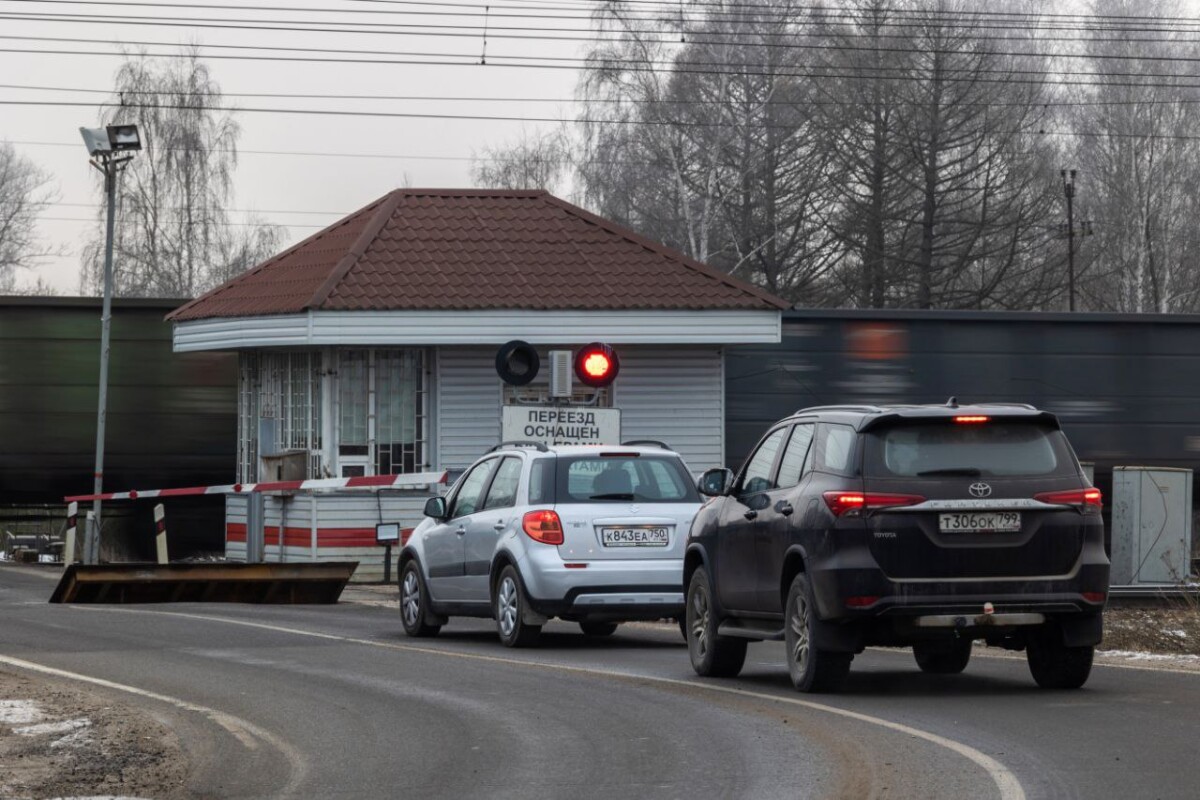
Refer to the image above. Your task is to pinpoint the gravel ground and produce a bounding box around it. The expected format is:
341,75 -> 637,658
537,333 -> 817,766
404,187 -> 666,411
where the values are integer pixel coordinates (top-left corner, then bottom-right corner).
0,670 -> 189,800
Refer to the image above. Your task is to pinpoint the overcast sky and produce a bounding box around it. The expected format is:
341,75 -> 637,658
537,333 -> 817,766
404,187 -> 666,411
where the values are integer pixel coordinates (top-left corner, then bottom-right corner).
3,0 -> 589,293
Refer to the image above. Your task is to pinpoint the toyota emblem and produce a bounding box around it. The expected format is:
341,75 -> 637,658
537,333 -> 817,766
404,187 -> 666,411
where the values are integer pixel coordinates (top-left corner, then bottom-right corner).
969,482 -> 992,498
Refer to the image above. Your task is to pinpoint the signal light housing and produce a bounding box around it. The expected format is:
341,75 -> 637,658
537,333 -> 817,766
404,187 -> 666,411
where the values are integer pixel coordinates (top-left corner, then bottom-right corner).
573,342 -> 619,388
954,415 -> 990,424
495,340 -> 541,386
823,491 -> 926,517
522,510 -> 564,545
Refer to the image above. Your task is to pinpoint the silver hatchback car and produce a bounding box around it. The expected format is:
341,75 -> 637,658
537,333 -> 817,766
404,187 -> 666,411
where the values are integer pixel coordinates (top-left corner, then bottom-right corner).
398,441 -> 701,647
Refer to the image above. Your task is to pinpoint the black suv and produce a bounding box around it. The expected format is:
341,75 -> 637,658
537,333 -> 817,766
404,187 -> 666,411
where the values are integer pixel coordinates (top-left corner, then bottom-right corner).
684,402 -> 1109,693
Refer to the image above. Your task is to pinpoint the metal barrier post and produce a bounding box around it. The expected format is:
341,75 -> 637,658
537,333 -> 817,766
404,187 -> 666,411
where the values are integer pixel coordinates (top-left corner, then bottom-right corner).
246,493 -> 266,564
64,502 -> 78,566
85,510 -> 98,564
154,503 -> 168,565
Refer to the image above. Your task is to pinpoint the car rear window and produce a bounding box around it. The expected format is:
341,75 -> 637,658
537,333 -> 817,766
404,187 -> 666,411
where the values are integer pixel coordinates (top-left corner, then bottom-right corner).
557,455 -> 700,503
866,420 -> 1076,478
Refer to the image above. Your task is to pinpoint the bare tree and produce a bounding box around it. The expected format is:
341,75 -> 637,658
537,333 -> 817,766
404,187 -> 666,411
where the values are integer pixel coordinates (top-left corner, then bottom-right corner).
0,143 -> 57,293
80,49 -> 282,298
1069,0 -> 1200,313
472,128 -> 572,192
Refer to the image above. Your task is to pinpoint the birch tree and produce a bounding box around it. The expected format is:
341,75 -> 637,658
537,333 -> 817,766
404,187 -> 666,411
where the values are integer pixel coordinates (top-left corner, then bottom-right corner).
0,143 -> 57,293
80,49 -> 281,298
472,128 -> 572,193
1070,0 -> 1200,313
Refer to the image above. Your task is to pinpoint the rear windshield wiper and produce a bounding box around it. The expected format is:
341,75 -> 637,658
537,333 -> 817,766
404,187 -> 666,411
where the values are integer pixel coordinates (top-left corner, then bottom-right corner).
916,467 -> 983,477
589,493 -> 636,500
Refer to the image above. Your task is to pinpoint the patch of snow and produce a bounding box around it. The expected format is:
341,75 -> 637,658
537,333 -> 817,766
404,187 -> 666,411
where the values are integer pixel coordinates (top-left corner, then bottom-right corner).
15,718 -> 91,737
0,699 -> 44,724
1098,649 -> 1200,662
1164,629 -> 1189,639
50,728 -> 94,750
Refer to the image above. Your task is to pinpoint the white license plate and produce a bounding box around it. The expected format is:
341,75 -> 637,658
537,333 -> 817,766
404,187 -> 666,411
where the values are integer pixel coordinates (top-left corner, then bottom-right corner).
600,527 -> 670,547
939,512 -> 1021,533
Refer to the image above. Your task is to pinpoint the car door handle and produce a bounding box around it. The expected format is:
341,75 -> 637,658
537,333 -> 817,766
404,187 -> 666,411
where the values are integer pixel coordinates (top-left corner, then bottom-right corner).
493,522 -> 506,531
776,502 -> 794,516
455,526 -> 467,536
743,510 -> 758,521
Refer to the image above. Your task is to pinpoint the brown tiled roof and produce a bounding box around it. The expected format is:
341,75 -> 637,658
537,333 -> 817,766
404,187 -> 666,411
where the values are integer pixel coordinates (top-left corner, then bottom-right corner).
168,189 -> 789,321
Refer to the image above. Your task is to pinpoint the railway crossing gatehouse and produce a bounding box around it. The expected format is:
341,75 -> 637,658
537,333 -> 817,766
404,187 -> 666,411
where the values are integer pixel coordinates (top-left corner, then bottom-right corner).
168,189 -> 787,580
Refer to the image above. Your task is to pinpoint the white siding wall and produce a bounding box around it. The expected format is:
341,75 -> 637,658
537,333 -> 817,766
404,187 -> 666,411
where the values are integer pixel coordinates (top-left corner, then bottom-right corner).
615,347 -> 724,473
434,345 -> 724,474
436,347 -> 503,472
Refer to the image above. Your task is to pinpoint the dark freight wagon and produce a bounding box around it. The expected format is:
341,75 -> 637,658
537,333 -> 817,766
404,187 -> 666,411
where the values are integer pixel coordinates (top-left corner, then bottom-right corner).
724,309 -> 1200,507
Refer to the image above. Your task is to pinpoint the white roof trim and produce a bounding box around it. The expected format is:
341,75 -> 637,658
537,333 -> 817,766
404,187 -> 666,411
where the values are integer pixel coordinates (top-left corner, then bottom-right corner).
172,309 -> 781,352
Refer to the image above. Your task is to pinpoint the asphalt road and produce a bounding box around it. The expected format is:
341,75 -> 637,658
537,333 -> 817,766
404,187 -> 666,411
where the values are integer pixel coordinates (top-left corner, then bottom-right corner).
2,565 -> 1198,800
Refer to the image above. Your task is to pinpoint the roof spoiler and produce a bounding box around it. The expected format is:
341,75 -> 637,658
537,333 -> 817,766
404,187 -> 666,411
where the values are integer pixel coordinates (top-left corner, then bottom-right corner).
860,409 -> 1061,432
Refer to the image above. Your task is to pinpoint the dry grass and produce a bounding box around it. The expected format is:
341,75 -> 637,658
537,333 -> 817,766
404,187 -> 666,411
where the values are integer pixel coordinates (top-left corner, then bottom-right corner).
1103,603 -> 1200,655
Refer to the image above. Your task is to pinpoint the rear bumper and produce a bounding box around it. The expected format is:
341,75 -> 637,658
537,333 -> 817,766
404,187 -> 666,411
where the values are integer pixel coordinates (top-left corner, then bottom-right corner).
806,555 -> 1109,649
517,547 -> 684,620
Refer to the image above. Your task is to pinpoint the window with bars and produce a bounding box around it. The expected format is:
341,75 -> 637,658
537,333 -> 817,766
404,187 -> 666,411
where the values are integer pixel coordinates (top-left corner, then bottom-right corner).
336,348 -> 429,477
237,351 -> 322,482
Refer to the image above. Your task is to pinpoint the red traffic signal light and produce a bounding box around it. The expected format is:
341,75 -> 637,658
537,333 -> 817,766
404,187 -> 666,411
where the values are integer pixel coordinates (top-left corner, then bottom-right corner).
574,342 -> 619,388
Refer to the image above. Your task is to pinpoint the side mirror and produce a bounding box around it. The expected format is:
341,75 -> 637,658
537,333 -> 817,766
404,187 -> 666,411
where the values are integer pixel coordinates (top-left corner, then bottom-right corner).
423,496 -> 448,520
698,468 -> 734,497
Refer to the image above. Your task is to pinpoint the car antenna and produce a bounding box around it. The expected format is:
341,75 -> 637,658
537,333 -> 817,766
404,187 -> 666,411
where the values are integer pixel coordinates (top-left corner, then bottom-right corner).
946,396 -> 959,408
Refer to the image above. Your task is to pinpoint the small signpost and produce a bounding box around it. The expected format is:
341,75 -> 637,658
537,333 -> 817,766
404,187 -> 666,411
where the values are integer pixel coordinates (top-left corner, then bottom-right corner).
376,522 -> 401,584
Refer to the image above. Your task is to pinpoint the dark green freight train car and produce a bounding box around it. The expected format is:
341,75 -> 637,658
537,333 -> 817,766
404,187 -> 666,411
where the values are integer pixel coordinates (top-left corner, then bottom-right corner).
0,297 -> 236,556
724,308 -> 1200,511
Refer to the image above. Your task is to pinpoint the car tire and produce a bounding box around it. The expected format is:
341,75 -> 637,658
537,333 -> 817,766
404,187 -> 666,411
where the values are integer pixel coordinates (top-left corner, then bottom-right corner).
494,565 -> 541,648
1027,627 -> 1094,689
399,560 -> 441,638
686,567 -> 747,678
785,573 -> 852,693
580,621 -> 619,637
913,639 -> 973,674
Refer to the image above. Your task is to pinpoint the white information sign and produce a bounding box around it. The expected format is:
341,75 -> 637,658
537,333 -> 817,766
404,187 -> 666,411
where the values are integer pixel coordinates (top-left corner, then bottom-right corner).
502,406 -> 621,446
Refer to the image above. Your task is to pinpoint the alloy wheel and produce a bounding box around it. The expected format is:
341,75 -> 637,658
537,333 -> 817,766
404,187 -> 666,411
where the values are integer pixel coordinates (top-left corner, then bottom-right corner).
498,576 -> 519,638
790,593 -> 810,677
401,570 -> 421,628
691,584 -> 710,658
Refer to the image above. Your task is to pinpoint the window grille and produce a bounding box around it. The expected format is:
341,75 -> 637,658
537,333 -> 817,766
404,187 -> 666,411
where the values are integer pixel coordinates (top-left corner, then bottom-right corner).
237,352 -> 322,482
336,348 -> 429,476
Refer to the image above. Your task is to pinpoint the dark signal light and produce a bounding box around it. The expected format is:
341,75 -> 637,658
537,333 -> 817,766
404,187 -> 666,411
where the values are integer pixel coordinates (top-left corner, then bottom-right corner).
495,340 -> 540,386
574,342 -> 620,388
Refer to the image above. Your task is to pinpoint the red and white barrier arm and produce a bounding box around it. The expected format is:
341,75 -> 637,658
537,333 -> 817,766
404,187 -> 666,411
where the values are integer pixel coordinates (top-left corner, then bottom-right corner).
64,470 -> 448,503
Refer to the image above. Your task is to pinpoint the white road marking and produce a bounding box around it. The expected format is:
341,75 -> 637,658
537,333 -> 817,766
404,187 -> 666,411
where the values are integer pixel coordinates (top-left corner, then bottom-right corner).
76,608 -> 1024,800
0,654 -> 309,796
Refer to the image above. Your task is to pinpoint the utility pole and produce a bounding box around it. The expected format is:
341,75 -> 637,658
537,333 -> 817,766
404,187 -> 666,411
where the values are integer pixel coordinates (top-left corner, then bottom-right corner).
1062,169 -> 1077,312
79,125 -> 141,564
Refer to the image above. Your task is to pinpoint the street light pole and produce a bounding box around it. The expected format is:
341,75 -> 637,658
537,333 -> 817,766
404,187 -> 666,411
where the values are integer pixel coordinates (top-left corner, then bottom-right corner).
79,125 -> 141,565
87,156 -> 119,564
1062,169 -> 1077,312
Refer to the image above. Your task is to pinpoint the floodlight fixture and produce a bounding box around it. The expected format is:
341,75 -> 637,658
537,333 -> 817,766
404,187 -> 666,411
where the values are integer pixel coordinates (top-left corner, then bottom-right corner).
79,126 -> 112,157
107,124 -> 141,152
79,124 -> 142,157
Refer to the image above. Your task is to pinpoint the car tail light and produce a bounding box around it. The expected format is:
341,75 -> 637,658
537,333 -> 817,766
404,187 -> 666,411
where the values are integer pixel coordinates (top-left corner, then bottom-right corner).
1034,488 -> 1103,511
954,415 -> 990,423
845,595 -> 880,608
823,491 -> 925,517
1082,591 -> 1106,603
522,510 -> 564,545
